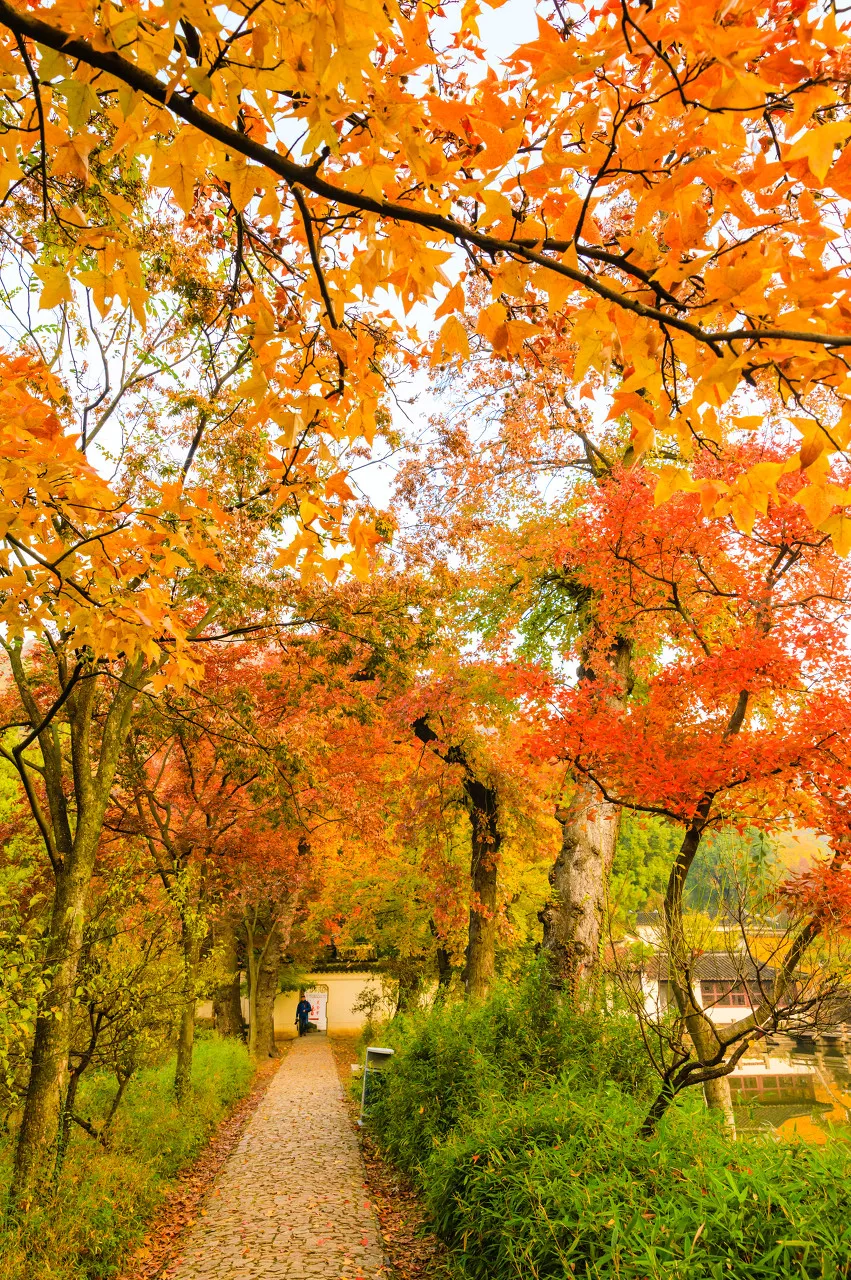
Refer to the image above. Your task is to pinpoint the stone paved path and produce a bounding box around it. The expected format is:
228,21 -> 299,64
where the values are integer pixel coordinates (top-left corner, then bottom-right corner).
169,1036 -> 385,1280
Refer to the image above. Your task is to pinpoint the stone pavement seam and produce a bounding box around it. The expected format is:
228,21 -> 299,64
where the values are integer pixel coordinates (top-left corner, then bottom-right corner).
167,1036 -> 385,1280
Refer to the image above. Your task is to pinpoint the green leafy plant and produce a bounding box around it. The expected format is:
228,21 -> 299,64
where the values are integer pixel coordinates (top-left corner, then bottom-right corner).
0,1038 -> 253,1280
369,971 -> 851,1280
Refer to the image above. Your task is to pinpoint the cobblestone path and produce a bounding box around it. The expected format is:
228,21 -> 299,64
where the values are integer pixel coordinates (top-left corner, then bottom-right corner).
168,1035 -> 385,1280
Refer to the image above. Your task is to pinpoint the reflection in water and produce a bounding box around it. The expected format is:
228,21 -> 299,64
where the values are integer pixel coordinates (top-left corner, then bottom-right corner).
731,1043 -> 851,1142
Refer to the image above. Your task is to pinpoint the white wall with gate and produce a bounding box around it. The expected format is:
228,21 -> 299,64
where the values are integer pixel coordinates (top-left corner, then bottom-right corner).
275,971 -> 384,1038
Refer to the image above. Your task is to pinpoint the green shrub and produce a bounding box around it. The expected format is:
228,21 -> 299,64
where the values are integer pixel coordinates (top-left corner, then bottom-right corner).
369,971 -> 851,1280
0,1036 -> 253,1280
424,1083 -> 851,1279
369,966 -> 653,1176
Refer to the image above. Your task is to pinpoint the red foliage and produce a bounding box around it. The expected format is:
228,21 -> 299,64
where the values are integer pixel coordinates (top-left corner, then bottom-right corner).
780,857 -> 851,932
528,461 -> 851,920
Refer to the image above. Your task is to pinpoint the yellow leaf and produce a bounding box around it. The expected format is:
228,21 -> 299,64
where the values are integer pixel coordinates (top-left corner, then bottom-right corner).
56,78 -> 100,129
502,319 -> 542,355
798,428 -> 828,471
185,66 -> 213,100
702,481 -> 730,517
435,282 -> 465,320
433,315 -> 470,363
476,302 -> 507,344
474,120 -> 523,173
257,183 -> 281,223
319,556 -> 342,583
299,496 -> 322,526
149,133 -> 202,214
629,418 -> 654,457
33,263 -> 72,311
52,132 -> 97,181
76,267 -> 112,316
36,44 -> 72,81
239,364 -> 268,402
654,466 -> 691,507
273,409 -> 305,449
215,160 -> 259,212
795,482 -> 851,529
345,548 -> 370,581
820,511 -> 851,557
540,266 -> 574,313
786,123 -> 851,184
731,494 -> 756,535
325,473 -> 355,503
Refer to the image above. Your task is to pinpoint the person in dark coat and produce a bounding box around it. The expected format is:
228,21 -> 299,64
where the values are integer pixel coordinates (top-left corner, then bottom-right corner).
295,996 -> 312,1036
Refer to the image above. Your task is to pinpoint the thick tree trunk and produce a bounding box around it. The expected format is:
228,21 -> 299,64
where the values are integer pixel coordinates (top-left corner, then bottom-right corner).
539,786 -> 622,998
212,917 -> 244,1039
539,640 -> 633,996
411,718 -> 501,1000
12,832 -> 98,1204
10,655 -> 142,1205
174,923 -> 201,1104
703,1075 -> 736,1133
463,782 -> 500,1000
255,922 -> 281,1058
436,945 -> 454,994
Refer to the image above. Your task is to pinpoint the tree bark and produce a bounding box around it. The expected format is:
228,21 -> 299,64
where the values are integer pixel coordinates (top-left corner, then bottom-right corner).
464,783 -> 500,999
539,785 -> 622,999
539,639 -> 633,997
703,1073 -> 736,1133
13,852 -> 92,1200
687,1010 -> 736,1136
245,941 -> 259,1059
255,920 -> 281,1057
55,1009 -> 102,1181
10,655 -> 142,1205
412,719 -> 501,1001
212,916 -> 244,1039
661,748 -> 744,1133
436,945 -> 453,994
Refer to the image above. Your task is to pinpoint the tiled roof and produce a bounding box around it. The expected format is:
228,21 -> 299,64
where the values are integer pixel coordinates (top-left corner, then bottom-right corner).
642,951 -> 777,983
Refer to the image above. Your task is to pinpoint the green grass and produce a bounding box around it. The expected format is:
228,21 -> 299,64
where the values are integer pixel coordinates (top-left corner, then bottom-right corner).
367,972 -> 851,1280
0,1036 -> 253,1280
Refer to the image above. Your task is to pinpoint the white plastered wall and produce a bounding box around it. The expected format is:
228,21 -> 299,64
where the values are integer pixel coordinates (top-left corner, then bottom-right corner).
275,971 -> 385,1038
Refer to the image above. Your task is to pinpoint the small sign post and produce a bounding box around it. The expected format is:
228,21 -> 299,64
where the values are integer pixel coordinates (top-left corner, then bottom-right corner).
358,1046 -> 394,1125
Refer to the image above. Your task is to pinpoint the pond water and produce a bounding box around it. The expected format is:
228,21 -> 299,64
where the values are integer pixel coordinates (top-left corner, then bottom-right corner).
731,1042 -> 851,1142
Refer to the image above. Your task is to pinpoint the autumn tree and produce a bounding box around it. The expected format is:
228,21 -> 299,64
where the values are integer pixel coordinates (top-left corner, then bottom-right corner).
223,834 -> 312,1059
401,660 -> 556,999
174,575 -> 433,1055
110,647 -> 278,1099
396,287 -> 645,996
56,864 -> 184,1171
531,462 -> 851,1128
3,0 -> 851,1201
0,355 -> 228,1201
0,117 -> 391,1196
